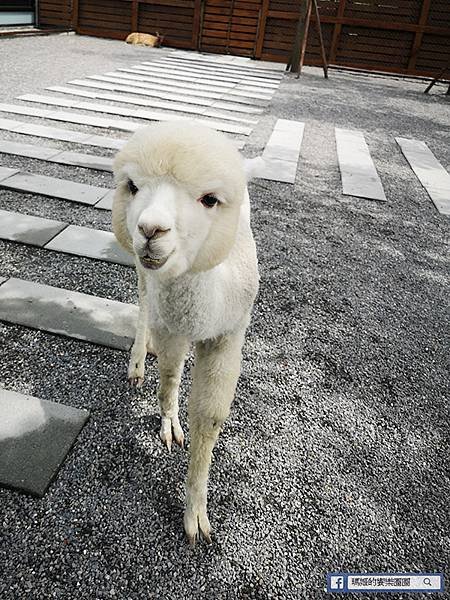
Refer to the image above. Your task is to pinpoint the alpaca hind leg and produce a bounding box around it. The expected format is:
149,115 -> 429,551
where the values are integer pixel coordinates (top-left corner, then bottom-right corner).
128,267 -> 150,386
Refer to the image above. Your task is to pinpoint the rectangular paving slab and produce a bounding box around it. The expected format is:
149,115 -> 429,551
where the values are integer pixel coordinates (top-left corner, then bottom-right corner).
16,95 -> 252,135
335,128 -> 386,202
94,189 -> 115,210
0,278 -> 138,350
0,388 -> 89,497
0,172 -> 110,205
257,119 -> 305,184
0,166 -> 19,182
0,139 -> 61,160
51,150 -> 113,171
396,137 -> 450,215
0,118 -> 126,149
0,209 -> 67,246
45,224 -> 133,266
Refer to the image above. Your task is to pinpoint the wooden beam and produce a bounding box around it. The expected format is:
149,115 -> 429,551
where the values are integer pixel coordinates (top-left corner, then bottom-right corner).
408,0 -> 431,74
288,0 -> 309,72
329,0 -> 346,63
255,0 -> 270,59
131,0 -> 138,32
71,0 -> 79,31
192,0 -> 203,48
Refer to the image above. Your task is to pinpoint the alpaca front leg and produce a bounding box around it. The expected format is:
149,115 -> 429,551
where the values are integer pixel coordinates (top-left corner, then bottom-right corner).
184,330 -> 245,545
128,266 -> 152,387
153,331 -> 189,451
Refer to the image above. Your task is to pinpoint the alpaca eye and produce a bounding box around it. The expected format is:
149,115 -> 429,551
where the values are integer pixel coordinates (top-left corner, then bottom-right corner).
128,179 -> 138,195
200,194 -> 218,208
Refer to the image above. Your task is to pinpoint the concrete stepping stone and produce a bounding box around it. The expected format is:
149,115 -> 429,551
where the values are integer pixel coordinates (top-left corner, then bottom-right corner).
95,189 -> 115,210
113,70 -> 272,101
168,51 -> 284,75
15,96 -> 252,136
396,137 -> 450,215
0,277 -> 137,350
67,78 -> 216,106
0,139 -> 60,160
62,80 -> 263,115
46,86 -> 259,124
0,117 -> 126,149
141,62 -> 280,88
87,74 -> 232,102
0,171 -> 109,205
0,209 -> 66,246
0,166 -> 20,182
148,58 -> 282,83
0,102 -> 141,132
123,66 -> 237,89
52,150 -> 113,171
0,276 -> 7,285
0,139 -> 113,171
256,119 -> 305,184
0,388 -> 89,497
45,224 -> 133,266
335,128 -> 386,202
158,56 -> 283,80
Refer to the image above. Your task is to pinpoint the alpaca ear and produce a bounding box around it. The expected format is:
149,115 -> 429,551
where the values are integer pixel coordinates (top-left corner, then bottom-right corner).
112,188 -> 134,254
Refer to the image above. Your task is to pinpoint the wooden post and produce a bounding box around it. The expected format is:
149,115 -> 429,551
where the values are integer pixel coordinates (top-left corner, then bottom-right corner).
255,0 -> 270,59
131,0 -> 138,32
408,0 -> 431,74
71,0 -> 79,31
328,0 -> 346,64
288,0 -> 309,73
312,0 -> 328,78
297,0 -> 312,76
192,0 -> 203,50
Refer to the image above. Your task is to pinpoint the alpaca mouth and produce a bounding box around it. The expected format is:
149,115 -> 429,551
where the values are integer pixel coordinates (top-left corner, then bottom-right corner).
139,250 -> 173,270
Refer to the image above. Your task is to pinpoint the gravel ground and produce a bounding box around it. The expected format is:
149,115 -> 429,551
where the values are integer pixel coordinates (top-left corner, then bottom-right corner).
0,35 -> 449,600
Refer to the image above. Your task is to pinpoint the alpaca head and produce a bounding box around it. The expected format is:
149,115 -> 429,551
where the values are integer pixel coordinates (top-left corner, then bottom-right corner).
112,122 -> 247,278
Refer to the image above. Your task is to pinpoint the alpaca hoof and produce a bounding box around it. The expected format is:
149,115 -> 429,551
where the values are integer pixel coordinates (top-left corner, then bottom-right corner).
128,376 -> 144,388
184,503 -> 212,546
128,352 -> 146,387
160,416 -> 184,451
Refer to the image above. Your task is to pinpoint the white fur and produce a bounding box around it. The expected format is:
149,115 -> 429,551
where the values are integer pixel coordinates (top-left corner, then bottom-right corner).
112,122 -> 259,544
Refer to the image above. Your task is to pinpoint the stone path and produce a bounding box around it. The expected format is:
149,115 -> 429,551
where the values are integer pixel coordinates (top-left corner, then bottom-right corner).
396,137 -> 450,215
0,49 -> 449,498
0,388 -> 89,497
335,128 -> 387,202
0,277 -> 137,350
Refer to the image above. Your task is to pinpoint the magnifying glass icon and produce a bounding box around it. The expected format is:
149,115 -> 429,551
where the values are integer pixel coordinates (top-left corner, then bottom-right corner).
423,578 -> 432,586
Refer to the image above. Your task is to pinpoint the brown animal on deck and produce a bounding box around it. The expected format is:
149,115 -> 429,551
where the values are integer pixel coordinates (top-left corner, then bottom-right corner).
125,32 -> 164,47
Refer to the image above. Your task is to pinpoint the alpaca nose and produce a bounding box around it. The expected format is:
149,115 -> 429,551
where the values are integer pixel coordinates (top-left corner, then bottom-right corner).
138,224 -> 170,240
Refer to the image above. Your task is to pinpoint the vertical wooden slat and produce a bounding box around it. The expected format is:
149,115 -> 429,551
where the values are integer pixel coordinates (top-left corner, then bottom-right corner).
407,0 -> 432,74
255,0 -> 270,58
192,0 -> 203,49
328,0 -> 346,63
72,0 -> 79,30
131,0 -> 138,32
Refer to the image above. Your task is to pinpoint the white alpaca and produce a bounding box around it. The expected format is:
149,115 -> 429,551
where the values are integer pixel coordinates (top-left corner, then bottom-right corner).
112,122 -> 259,544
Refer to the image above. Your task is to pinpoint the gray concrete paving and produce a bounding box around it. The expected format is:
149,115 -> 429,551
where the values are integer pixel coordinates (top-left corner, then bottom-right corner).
0,277 -> 137,350
0,171 -> 109,205
0,34 -> 449,600
396,137 -> 450,214
0,209 -> 66,246
336,128 -> 387,202
0,388 -> 89,497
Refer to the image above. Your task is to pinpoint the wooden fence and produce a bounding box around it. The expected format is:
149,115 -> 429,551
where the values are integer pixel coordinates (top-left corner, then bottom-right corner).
37,0 -> 450,78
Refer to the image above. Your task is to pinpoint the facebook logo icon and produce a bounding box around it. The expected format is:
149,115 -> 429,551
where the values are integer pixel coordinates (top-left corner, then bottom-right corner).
330,576 -> 345,590
328,574 -> 347,592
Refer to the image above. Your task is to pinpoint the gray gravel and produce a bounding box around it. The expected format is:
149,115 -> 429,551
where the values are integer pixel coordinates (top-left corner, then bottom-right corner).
0,34 -> 449,600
